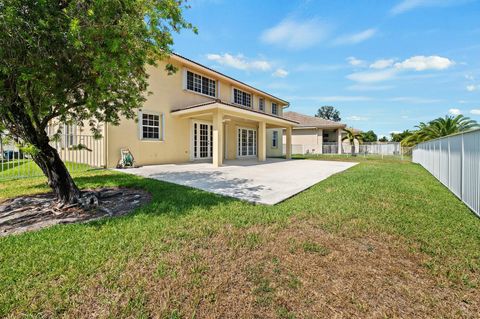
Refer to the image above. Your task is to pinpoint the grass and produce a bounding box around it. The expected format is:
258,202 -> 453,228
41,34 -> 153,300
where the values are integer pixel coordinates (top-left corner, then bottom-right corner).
0,158 -> 479,317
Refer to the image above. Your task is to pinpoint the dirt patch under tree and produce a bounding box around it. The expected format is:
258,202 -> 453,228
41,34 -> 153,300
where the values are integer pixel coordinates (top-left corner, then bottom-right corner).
0,187 -> 151,237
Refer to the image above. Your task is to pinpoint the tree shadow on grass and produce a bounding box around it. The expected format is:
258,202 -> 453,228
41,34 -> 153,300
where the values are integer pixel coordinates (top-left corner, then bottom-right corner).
70,172 -> 243,227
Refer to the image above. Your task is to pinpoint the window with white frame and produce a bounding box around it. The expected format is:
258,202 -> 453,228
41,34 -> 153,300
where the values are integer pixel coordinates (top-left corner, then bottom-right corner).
186,70 -> 216,97
259,98 -> 265,111
140,112 -> 163,140
271,103 -> 278,115
233,88 -> 252,107
272,130 -> 278,148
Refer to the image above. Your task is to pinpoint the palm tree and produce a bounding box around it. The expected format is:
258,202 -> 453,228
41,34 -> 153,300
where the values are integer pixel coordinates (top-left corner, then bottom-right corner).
342,128 -> 363,155
401,115 -> 478,146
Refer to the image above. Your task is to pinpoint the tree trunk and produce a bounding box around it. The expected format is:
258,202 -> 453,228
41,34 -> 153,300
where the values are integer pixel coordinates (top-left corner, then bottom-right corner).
352,143 -> 356,156
32,142 -> 81,204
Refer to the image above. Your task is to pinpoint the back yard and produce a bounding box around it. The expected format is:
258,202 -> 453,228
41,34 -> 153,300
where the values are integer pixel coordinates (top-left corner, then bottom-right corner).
1,157 -> 479,318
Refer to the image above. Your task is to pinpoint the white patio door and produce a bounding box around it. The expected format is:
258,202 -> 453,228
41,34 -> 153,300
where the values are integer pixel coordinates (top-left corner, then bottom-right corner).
237,128 -> 257,157
193,121 -> 213,159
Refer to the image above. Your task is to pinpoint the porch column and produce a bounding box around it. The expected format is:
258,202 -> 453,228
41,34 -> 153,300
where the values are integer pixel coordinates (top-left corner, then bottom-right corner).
212,110 -> 224,167
318,128 -> 323,154
258,121 -> 266,161
337,128 -> 343,154
286,126 -> 292,159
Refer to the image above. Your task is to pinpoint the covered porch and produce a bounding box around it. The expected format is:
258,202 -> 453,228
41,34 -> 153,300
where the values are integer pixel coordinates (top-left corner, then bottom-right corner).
171,101 -> 297,167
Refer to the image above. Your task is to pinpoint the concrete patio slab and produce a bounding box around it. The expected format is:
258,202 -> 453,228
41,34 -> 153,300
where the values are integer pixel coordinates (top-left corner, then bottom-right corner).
116,159 -> 358,205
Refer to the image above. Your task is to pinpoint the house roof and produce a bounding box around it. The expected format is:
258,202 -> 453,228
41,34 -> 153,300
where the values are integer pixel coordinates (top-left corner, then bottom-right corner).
170,53 -> 289,106
171,99 -> 299,125
283,112 -> 346,129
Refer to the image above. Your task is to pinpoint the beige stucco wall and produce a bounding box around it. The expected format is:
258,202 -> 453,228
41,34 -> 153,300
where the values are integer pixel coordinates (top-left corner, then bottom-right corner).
266,128 -> 283,157
106,58 -> 288,167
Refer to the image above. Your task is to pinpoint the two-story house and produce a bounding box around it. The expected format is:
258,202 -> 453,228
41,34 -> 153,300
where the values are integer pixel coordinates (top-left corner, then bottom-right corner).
103,53 -> 297,167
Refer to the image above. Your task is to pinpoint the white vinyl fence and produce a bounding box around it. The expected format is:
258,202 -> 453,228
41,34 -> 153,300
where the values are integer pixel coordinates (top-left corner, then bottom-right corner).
283,142 -> 411,159
412,128 -> 480,217
1,134 -> 105,180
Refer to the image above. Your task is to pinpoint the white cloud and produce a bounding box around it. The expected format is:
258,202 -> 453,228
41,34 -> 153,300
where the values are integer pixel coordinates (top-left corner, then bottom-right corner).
466,84 -> 477,92
346,57 -> 366,67
470,109 -> 480,115
448,108 -> 462,115
390,0 -> 468,15
370,59 -> 396,69
389,97 -> 443,104
334,28 -> 377,45
260,18 -> 330,50
272,68 -> 288,78
206,53 -> 271,71
390,130 -> 402,134
346,68 -> 398,83
394,55 -> 454,71
346,115 -> 369,121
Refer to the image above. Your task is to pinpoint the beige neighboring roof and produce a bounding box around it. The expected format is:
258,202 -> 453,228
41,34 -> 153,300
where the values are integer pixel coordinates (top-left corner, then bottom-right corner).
283,112 -> 346,129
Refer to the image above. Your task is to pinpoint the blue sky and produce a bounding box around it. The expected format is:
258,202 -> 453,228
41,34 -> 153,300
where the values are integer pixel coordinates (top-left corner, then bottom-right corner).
172,0 -> 480,137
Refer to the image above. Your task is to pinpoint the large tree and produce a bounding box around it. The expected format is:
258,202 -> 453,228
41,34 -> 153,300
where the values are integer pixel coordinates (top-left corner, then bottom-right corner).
390,130 -> 412,143
0,0 -> 195,204
315,106 -> 341,122
361,130 -> 377,142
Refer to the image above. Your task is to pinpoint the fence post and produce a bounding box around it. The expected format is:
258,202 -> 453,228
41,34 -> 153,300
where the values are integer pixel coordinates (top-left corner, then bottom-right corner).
461,133 -> 464,201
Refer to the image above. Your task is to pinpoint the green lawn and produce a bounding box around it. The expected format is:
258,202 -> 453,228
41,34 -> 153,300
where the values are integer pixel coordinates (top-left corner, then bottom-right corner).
0,158 -> 479,318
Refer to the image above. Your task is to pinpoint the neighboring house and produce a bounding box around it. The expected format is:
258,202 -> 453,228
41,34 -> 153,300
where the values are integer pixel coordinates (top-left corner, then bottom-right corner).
280,112 -> 358,154
78,54 -> 297,168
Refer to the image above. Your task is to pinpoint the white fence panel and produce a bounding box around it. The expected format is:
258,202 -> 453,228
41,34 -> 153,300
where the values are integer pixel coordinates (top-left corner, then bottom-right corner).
1,134 -> 104,180
412,129 -> 480,217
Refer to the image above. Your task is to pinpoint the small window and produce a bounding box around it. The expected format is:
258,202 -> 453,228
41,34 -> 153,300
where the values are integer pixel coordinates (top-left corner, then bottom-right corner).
271,103 -> 278,115
233,88 -> 252,107
272,130 -> 278,148
259,98 -> 265,111
141,112 -> 162,140
186,70 -> 216,97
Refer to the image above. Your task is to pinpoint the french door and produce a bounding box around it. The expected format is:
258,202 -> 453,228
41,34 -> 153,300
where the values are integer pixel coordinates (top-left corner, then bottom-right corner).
237,128 -> 257,157
193,121 -> 213,159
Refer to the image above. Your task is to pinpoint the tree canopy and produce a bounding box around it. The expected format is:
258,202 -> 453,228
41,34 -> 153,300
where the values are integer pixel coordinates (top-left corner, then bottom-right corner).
315,106 -> 341,122
361,130 -> 377,142
390,130 -> 412,143
402,115 -> 478,146
0,0 -> 195,203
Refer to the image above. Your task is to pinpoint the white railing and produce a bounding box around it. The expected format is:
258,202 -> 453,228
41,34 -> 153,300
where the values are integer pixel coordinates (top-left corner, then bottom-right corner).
412,128 -> 480,217
1,134 -> 105,180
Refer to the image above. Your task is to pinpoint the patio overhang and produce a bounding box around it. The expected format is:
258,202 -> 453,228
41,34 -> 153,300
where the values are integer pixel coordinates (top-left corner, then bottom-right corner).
171,100 -> 297,167
171,100 -> 298,128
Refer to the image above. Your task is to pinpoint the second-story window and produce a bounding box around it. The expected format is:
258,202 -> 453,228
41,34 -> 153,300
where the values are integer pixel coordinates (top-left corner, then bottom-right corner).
186,70 -> 216,97
271,103 -> 278,115
259,98 -> 265,111
233,88 -> 252,107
